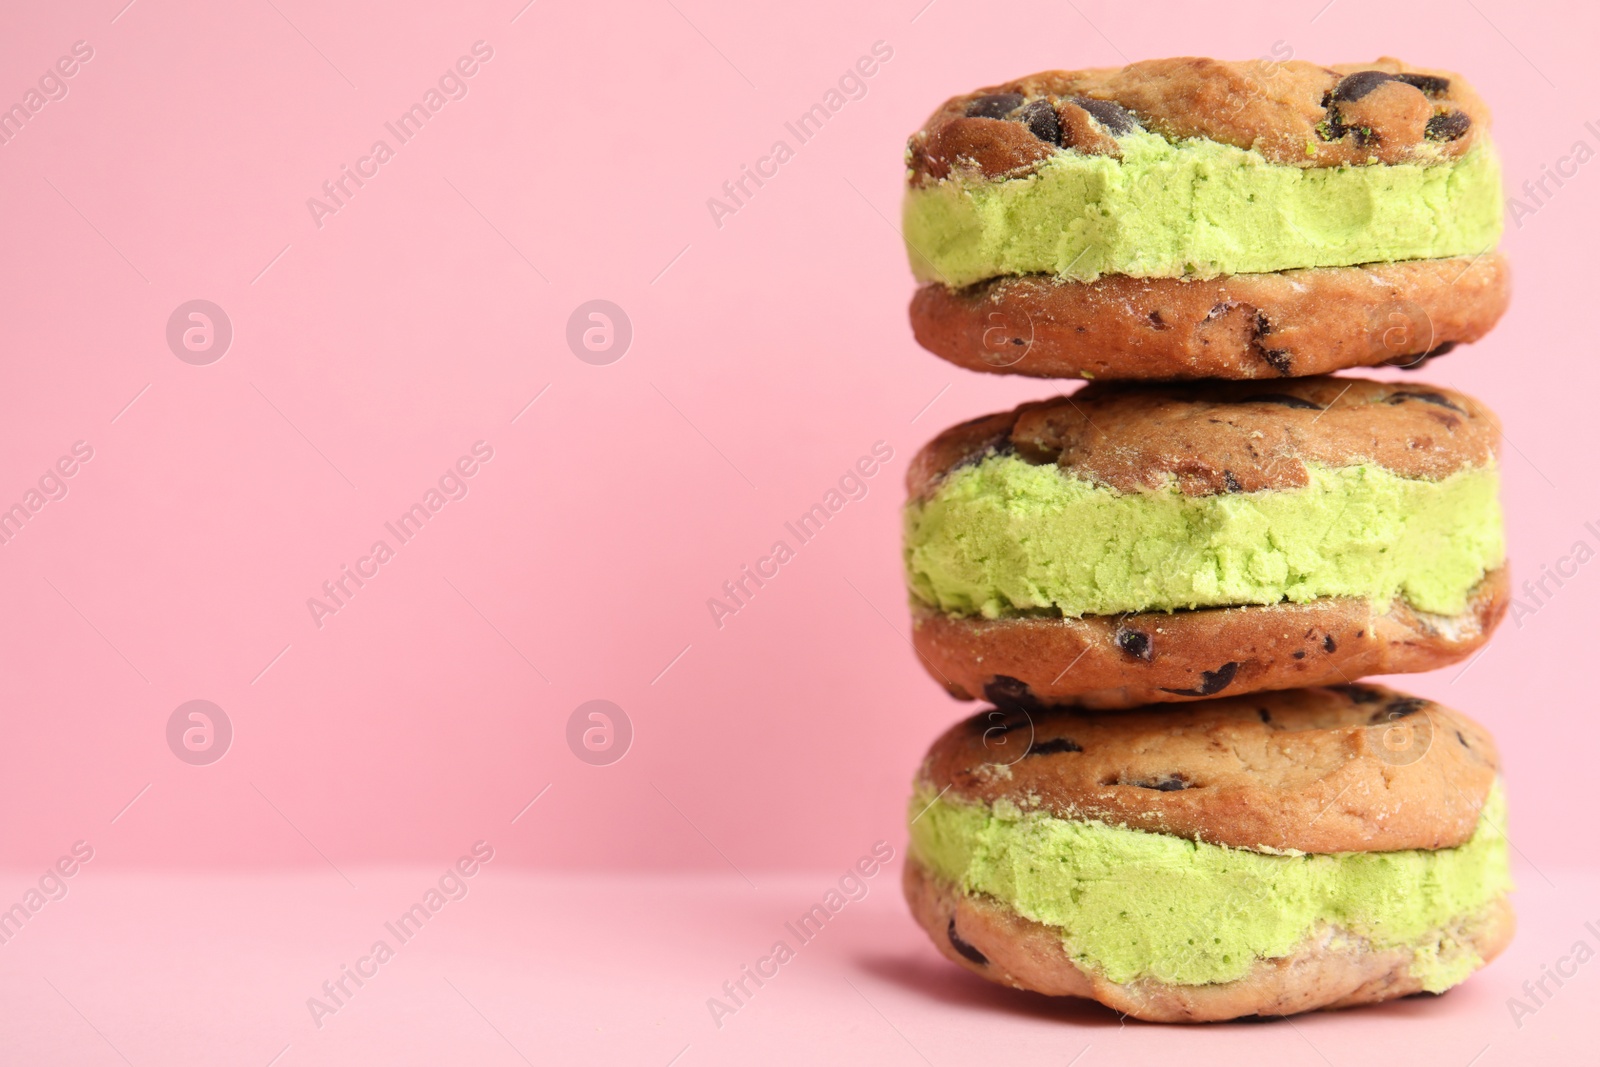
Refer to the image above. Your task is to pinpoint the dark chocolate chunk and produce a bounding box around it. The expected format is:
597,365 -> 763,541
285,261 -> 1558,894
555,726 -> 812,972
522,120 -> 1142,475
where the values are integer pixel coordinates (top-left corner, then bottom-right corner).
1028,736 -> 1083,756
1148,310 -> 1166,329
982,675 -> 1045,714
1161,661 -> 1239,697
1020,98 -> 1061,144
1388,390 -> 1465,413
1323,634 -> 1338,653
1259,348 -> 1292,374
1330,70 -> 1394,102
1222,471 -> 1243,494
1211,392 -> 1324,411
1425,111 -> 1471,142
1292,651 -> 1306,660
1374,697 -> 1428,722
966,93 -> 1024,119
1248,310 -> 1292,375
1252,392 -> 1322,410
1232,1013 -> 1288,1024
1336,684 -> 1384,704
1129,773 -> 1192,792
1257,708 -> 1272,723
1395,72 -> 1451,97
1456,729 -> 1471,748
1388,340 -> 1459,370
1072,96 -> 1136,134
1115,628 -> 1153,660
947,917 -> 989,965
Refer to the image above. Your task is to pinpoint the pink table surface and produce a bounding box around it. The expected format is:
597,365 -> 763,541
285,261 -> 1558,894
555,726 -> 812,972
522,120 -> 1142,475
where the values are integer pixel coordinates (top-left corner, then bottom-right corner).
2,861 -> 1592,1065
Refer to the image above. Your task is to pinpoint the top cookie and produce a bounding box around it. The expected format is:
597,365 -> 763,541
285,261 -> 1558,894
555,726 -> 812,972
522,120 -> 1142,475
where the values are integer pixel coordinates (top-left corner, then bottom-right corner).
918,684 -> 1498,853
907,376 -> 1500,500
908,56 -> 1487,183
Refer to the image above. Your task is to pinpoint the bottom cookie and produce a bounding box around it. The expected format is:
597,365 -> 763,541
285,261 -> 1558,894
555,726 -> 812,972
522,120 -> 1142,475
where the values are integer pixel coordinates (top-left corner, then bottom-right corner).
904,858 -> 1514,1023
903,690 -> 1514,1022
912,567 -> 1508,709
909,254 -> 1510,380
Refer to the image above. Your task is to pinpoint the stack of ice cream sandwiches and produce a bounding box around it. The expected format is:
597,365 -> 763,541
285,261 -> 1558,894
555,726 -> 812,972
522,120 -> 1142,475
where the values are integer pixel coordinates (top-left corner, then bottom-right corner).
895,57 -> 1514,1022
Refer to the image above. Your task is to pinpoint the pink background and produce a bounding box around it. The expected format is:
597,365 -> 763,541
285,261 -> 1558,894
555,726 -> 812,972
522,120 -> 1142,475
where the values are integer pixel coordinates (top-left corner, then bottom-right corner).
1,0 -> 1596,1061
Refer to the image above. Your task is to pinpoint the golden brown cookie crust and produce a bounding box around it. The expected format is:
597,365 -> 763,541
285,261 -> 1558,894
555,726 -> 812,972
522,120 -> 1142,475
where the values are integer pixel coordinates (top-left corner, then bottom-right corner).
907,57 -> 1488,183
911,568 -> 1508,710
906,377 -> 1500,499
917,685 -> 1498,853
909,255 -> 1510,381
903,858 -> 1513,1023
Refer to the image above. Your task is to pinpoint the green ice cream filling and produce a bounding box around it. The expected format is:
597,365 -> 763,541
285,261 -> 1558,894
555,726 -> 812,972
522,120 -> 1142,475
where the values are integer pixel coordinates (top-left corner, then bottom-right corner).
903,133 -> 1502,287
909,781 -> 1511,990
904,455 -> 1503,619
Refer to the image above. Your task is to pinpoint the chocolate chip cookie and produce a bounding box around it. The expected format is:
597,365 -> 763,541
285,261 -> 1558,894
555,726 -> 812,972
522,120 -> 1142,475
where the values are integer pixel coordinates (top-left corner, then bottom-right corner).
904,686 -> 1513,1021
904,378 -> 1506,707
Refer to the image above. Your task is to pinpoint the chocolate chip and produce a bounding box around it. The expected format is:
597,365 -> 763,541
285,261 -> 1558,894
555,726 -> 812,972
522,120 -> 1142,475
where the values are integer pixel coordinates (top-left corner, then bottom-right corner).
983,675 -> 1045,714
1222,471 -> 1243,494
1257,708 -> 1272,723
1028,737 -> 1083,756
1072,96 -> 1136,134
1292,651 -> 1306,660
1020,98 -> 1061,144
1388,340 -> 1459,370
1130,773 -> 1192,792
966,93 -> 1024,119
1116,628 -> 1153,660
1253,393 -> 1320,410
1395,72 -> 1451,97
1456,729 -> 1470,748
1161,662 -> 1238,697
1250,310 -> 1292,375
1335,684 -> 1384,704
1374,697 -> 1428,722
947,917 -> 989,965
1232,1013 -> 1289,1024
1212,392 -> 1323,411
1323,635 -> 1338,653
1330,70 -> 1395,102
1388,390 -> 1466,414
1148,310 -> 1166,329
1425,111 -> 1471,141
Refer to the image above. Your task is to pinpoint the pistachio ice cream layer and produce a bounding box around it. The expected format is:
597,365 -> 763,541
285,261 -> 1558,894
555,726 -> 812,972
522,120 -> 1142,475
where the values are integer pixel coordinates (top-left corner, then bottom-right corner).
909,781 -> 1511,989
903,134 -> 1502,288
904,455 -> 1503,620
